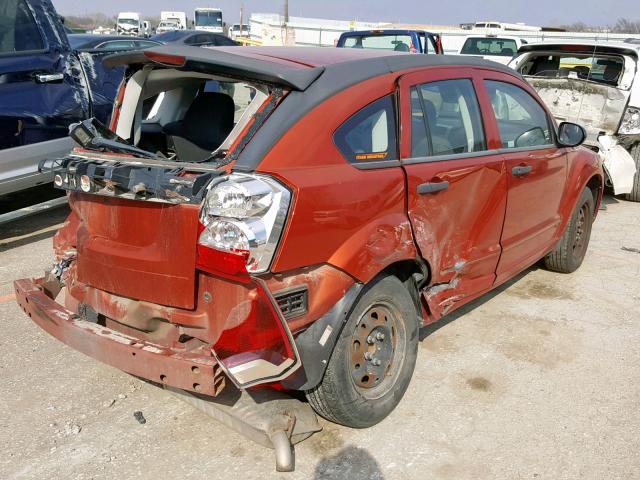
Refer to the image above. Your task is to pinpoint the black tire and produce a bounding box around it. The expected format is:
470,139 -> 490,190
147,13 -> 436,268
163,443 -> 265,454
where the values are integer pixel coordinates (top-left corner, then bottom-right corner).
623,143 -> 640,202
543,187 -> 594,273
305,275 -> 419,428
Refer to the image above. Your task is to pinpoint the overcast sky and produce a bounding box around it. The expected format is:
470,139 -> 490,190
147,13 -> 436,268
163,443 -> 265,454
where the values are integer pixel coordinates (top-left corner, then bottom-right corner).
51,0 -> 636,27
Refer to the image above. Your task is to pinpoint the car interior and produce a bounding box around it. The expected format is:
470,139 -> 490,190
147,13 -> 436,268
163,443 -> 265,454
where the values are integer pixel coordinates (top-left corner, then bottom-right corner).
519,53 -> 625,86
114,69 -> 268,162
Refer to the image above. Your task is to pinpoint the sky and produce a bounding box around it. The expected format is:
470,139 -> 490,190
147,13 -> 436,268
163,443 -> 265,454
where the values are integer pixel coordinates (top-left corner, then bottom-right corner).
51,0 -> 637,27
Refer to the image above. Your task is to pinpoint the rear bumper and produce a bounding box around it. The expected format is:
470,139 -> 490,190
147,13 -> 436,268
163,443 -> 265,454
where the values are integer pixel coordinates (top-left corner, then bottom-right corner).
13,277 -> 226,397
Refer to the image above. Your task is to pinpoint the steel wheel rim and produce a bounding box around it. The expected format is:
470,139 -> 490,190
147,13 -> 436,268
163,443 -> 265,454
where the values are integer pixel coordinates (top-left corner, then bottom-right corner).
349,301 -> 405,399
572,203 -> 589,256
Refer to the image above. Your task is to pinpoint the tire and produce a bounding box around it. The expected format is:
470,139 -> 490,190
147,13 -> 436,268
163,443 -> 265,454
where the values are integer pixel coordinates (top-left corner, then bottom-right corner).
623,143 -> 640,202
543,187 -> 595,273
305,275 -> 419,428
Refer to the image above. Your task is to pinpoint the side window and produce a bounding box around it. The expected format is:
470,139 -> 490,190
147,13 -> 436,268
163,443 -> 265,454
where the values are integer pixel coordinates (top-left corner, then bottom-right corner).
0,0 -> 45,54
334,95 -> 397,163
410,88 -> 429,157
414,79 -> 486,156
484,80 -> 552,149
98,40 -> 135,51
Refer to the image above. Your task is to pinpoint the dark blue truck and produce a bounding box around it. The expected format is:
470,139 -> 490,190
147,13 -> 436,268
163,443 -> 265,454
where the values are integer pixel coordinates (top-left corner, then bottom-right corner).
0,0 -> 117,196
336,29 -> 444,54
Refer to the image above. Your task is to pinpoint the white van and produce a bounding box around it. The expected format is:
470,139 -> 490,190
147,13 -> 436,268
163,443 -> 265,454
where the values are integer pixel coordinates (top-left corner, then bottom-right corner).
458,35 -> 527,65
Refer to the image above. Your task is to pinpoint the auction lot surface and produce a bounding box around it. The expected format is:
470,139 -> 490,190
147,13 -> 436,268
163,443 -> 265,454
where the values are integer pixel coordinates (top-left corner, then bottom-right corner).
1,193 -> 639,480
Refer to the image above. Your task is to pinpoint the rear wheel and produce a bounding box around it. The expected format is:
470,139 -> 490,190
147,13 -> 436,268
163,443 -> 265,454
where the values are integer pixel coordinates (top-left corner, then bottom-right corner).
305,276 -> 419,428
543,187 -> 594,273
623,143 -> 640,202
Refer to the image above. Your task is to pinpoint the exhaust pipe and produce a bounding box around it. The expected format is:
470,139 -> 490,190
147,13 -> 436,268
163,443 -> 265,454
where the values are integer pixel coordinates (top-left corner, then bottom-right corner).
166,384 -> 321,472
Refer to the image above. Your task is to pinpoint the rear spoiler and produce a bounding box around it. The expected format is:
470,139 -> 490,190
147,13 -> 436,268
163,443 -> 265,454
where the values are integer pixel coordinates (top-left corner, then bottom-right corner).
104,45 -> 325,91
518,43 -> 639,59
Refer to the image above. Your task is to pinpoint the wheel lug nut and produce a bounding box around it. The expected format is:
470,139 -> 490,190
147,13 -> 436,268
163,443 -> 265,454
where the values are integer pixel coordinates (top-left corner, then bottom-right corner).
364,352 -> 373,360
376,332 -> 385,341
373,359 -> 381,366
367,336 -> 375,345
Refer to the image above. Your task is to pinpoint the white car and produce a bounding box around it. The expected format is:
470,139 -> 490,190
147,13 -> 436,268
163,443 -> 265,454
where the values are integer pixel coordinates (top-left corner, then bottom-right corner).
458,35 -> 526,65
510,41 -> 640,200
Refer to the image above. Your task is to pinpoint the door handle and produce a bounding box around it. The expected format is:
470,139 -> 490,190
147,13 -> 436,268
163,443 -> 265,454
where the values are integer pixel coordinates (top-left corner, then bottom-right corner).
417,180 -> 449,195
512,165 -> 533,177
35,73 -> 64,84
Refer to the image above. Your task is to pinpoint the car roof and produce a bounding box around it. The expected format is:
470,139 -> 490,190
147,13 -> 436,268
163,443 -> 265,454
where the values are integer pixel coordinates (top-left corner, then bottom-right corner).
340,29 -> 435,36
105,45 -> 515,91
68,34 -> 155,47
462,35 -> 522,41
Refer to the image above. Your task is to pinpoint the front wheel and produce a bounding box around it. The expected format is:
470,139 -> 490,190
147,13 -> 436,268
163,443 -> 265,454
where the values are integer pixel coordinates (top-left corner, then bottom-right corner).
305,275 -> 419,428
623,143 -> 640,202
543,187 -> 595,273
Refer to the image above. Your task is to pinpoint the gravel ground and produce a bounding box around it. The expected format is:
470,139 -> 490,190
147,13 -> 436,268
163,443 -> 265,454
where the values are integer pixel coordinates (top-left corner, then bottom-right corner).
0,195 -> 639,480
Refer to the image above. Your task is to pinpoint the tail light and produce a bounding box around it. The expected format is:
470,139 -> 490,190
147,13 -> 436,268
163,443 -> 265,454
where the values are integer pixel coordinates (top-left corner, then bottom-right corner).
196,173 -> 298,388
196,173 -> 291,276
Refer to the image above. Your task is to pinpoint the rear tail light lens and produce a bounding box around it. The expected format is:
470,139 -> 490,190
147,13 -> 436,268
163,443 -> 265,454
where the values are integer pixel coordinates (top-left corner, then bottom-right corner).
210,277 -> 301,389
197,173 -> 291,274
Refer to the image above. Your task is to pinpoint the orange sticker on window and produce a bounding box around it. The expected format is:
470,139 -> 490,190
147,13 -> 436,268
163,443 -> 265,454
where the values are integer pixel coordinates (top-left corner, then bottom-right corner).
355,152 -> 389,161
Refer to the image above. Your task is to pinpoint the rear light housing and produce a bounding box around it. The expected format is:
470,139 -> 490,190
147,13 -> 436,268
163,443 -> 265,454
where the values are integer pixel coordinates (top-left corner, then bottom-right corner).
197,173 -> 298,388
197,173 -> 291,275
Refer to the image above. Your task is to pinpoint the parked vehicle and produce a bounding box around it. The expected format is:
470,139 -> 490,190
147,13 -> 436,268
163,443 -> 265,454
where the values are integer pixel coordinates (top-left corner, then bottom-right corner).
158,11 -> 188,32
458,35 -> 526,64
510,41 -> 640,200
337,29 -> 443,54
229,23 -> 250,39
194,7 -> 224,33
116,12 -> 149,38
15,45 -> 602,439
0,0 -> 112,196
68,34 -> 160,51
152,30 -> 237,47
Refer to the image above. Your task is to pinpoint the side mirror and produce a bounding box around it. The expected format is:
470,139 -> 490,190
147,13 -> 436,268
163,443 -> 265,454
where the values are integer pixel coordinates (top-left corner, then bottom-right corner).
557,122 -> 586,147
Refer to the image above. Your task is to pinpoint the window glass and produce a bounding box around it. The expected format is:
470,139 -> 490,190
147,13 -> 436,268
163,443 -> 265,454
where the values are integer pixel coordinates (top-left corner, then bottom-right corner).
0,0 -> 45,54
461,38 -> 518,57
343,35 -> 415,52
410,88 -> 429,157
417,79 -> 486,156
485,80 -> 552,149
98,40 -> 135,51
134,40 -> 159,49
520,53 -> 624,85
334,95 -> 397,163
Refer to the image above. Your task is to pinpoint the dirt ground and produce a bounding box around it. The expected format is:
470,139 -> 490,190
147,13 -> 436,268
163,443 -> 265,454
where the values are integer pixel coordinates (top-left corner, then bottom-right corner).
1,193 -> 639,480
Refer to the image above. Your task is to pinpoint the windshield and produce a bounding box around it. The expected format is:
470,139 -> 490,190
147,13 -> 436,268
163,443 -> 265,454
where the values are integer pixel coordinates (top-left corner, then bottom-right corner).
195,11 -> 222,27
341,34 -> 415,52
519,52 -> 625,86
461,38 -> 518,57
160,20 -> 178,27
118,18 -> 138,26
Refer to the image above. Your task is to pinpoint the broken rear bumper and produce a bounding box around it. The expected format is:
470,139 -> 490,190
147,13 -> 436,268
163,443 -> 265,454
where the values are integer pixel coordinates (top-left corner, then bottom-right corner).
13,277 -> 225,397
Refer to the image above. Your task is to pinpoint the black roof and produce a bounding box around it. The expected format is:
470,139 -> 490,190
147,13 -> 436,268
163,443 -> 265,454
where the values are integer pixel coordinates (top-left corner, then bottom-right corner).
105,44 -> 515,91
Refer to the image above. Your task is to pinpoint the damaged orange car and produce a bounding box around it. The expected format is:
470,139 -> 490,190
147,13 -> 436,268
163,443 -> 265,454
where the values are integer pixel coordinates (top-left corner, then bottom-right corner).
15,46 -> 603,428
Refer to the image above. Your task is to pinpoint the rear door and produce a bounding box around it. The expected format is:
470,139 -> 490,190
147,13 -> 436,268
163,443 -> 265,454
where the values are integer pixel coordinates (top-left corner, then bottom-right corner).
480,73 -> 568,283
0,0 -> 89,194
399,67 -> 508,319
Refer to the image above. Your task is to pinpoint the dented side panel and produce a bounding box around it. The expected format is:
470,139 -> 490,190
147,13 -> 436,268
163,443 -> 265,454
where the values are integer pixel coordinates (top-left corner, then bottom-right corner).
526,77 -> 630,142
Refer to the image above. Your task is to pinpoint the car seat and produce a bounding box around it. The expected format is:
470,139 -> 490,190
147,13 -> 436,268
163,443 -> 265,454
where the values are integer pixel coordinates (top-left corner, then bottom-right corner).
162,92 -> 235,162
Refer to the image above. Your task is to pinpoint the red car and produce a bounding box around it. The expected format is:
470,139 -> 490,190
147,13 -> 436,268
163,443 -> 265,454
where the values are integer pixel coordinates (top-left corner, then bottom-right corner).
15,46 -> 602,429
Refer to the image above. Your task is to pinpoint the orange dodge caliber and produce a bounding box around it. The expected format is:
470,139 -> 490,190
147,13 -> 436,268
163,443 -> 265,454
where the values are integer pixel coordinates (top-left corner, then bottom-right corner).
15,46 -> 602,428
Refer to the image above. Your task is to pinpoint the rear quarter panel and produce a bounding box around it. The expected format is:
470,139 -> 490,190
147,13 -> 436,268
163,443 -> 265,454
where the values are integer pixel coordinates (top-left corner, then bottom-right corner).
256,73 -> 418,283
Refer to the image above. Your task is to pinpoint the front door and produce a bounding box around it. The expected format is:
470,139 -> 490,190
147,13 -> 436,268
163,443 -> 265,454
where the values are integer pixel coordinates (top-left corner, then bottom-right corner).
398,68 -> 508,319
480,74 -> 568,283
